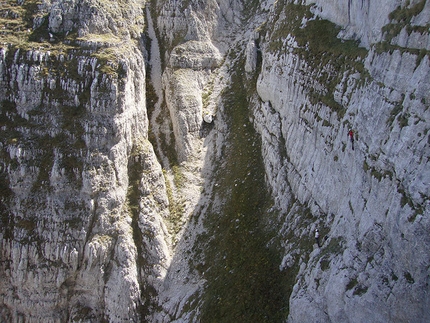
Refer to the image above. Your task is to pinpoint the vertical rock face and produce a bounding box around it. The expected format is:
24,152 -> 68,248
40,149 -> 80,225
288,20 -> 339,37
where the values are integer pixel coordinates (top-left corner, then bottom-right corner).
254,1 -> 430,322
0,0 -> 170,321
1,0 -> 429,322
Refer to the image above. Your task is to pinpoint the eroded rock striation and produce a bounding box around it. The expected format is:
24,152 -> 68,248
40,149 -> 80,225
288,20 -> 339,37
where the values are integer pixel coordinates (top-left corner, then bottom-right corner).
0,0 -> 429,322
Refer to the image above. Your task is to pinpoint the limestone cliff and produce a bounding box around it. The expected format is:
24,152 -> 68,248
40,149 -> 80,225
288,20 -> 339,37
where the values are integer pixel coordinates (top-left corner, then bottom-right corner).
0,0 -> 429,322
256,1 -> 430,322
0,0 -> 170,321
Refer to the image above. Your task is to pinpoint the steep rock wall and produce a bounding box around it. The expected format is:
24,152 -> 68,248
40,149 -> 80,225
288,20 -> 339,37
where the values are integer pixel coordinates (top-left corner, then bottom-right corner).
0,0 -> 171,321
253,1 -> 430,322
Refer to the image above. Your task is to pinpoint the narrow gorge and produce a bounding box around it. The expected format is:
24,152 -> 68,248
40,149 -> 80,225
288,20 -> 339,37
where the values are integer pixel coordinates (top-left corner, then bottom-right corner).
0,0 -> 429,322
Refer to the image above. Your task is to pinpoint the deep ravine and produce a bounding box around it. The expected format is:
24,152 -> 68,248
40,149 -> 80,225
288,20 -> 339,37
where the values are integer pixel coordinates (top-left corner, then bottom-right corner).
1,0 -> 429,322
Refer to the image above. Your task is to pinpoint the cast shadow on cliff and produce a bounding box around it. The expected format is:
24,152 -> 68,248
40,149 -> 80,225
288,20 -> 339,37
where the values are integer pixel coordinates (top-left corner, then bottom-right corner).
199,119 -> 215,139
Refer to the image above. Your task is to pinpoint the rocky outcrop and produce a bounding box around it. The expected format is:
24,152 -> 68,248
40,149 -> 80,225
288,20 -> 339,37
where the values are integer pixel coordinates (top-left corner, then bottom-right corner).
162,40 -> 222,162
1,0 -> 429,322
254,1 -> 430,322
0,0 -> 170,321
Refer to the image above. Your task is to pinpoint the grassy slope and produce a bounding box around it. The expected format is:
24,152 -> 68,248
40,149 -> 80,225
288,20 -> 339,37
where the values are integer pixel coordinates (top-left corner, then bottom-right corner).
196,57 -> 291,323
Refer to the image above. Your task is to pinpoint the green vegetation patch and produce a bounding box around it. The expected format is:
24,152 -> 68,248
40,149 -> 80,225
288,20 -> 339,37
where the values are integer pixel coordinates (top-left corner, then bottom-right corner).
0,0 -> 78,54
346,277 -> 358,290
162,166 -> 187,238
377,0 -> 430,66
397,186 -> 424,222
294,18 -> 368,61
269,2 -> 368,63
197,57 -> 291,322
267,1 -> 369,120
0,0 -> 137,77
362,159 -> 394,182
382,0 -> 427,42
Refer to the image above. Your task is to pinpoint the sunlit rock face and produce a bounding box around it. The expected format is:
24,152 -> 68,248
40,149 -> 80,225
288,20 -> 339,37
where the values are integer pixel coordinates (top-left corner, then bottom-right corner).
254,1 -> 430,322
0,0 -> 170,321
1,0 -> 429,322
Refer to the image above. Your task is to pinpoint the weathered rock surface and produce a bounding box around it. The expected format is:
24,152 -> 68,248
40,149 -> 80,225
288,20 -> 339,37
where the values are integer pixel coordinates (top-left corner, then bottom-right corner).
0,0 -> 170,321
0,0 -> 429,322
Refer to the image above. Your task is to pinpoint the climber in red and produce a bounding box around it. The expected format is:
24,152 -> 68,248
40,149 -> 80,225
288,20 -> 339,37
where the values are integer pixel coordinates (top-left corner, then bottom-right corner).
348,129 -> 354,150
